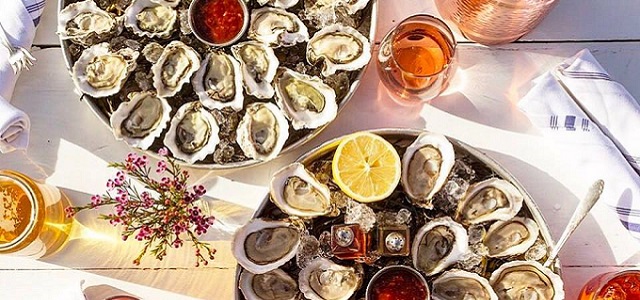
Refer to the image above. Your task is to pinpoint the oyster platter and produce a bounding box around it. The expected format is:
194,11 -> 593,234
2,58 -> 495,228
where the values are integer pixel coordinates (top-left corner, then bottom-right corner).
58,0 -> 376,168
233,130 -> 564,300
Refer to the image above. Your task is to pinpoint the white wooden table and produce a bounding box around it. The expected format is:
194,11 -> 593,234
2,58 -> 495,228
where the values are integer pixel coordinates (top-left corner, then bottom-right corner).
2,0 -> 640,298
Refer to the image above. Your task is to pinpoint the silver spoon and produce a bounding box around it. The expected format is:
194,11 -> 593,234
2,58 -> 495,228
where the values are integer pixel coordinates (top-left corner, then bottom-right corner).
544,179 -> 605,268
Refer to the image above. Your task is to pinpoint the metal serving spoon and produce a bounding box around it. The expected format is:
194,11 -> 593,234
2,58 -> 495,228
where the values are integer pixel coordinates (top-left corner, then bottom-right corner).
544,179 -> 605,268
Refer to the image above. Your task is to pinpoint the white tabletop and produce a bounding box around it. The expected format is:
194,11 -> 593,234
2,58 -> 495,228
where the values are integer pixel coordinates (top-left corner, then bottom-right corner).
2,0 -> 640,299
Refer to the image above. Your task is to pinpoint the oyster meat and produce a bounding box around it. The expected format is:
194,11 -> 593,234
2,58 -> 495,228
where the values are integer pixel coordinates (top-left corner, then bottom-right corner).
124,0 -> 177,38
231,41 -> 279,99
412,217 -> 468,276
239,268 -> 299,300
270,163 -> 332,217
249,7 -> 309,47
236,102 -> 290,161
432,269 -> 498,300
275,68 -> 337,130
307,24 -> 371,77
257,0 -> 299,9
57,0 -> 121,46
456,178 -> 524,225
71,43 -> 139,98
193,51 -> 244,111
298,258 -> 360,300
401,132 -> 455,209
163,102 -> 219,163
233,218 -> 302,274
483,217 -> 539,258
151,41 -> 201,97
490,261 -> 564,300
109,91 -> 171,150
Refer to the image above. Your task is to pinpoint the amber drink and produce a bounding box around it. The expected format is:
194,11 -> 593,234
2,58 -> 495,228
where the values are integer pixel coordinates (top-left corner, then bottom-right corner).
579,270 -> 640,300
0,170 -> 72,258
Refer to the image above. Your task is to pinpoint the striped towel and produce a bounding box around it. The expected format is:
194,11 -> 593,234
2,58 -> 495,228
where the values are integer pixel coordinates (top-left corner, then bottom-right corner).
23,0 -> 46,26
519,49 -> 640,238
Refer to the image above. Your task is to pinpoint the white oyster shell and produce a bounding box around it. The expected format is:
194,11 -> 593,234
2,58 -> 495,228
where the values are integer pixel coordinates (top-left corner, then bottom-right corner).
249,7 -> 309,47
456,178 -> 524,225
236,102 -> 290,161
57,0 -> 121,46
412,217 -> 468,276
257,0 -> 299,9
193,51 -> 244,111
275,68 -> 337,129
307,23 -> 371,77
163,102 -> 219,163
124,0 -> 177,38
151,41 -> 201,97
432,269 -> 498,300
490,261 -> 564,300
150,0 -> 180,7
298,258 -> 360,300
71,43 -> 139,98
232,218 -> 301,274
483,217 -> 539,258
239,269 -> 299,300
270,163 -> 332,217
401,132 -> 455,209
342,0 -> 370,14
109,91 -> 171,150
231,41 -> 279,99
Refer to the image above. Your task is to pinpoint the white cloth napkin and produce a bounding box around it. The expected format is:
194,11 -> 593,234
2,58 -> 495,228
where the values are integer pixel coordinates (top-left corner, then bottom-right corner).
518,49 -> 640,238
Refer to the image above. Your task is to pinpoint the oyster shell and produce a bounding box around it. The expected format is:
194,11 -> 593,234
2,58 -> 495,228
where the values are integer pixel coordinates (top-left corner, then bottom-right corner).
401,132 -> 455,209
412,217 -> 468,276
257,0 -> 299,9
151,41 -> 201,98
124,0 -> 177,38
71,43 -> 139,98
307,23 -> 371,77
490,261 -> 564,300
298,258 -> 360,300
483,217 -> 539,258
150,0 -> 180,7
193,51 -> 244,111
236,102 -> 290,161
432,269 -> 498,300
456,178 -> 524,225
270,163 -> 332,218
233,218 -> 302,274
275,68 -> 337,130
57,0 -> 121,46
231,41 -> 279,99
163,102 -> 219,163
109,91 -> 171,150
248,7 -> 309,47
342,0 -> 370,14
239,269 -> 299,300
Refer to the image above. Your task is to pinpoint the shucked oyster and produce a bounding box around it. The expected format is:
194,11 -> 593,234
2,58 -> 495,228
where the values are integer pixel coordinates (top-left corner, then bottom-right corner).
257,0 -> 299,9
233,218 -> 302,274
71,43 -> 139,98
483,217 -> 539,258
150,0 -> 180,7
432,269 -> 498,300
298,258 -> 360,300
236,102 -> 290,161
57,0 -> 121,46
275,68 -> 337,130
151,41 -> 201,97
307,23 -> 371,77
124,0 -> 177,38
110,92 -> 171,150
412,217 -> 468,276
231,41 -> 279,99
193,51 -> 244,111
490,261 -> 564,300
239,268 -> 299,300
248,7 -> 309,48
270,163 -> 332,218
163,102 -> 219,163
456,178 -> 524,225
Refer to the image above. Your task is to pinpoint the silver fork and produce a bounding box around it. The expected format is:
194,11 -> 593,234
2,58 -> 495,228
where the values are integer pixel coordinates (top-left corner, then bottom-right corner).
0,21 -> 36,73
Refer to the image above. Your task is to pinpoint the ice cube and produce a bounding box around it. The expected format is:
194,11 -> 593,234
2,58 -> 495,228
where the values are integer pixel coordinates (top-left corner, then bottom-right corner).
344,199 -> 376,232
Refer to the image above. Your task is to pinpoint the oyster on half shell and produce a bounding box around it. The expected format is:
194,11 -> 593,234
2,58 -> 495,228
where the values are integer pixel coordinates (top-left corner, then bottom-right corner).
270,163 -> 332,218
249,7 -> 309,48
231,41 -> 279,99
71,43 -> 139,98
124,0 -> 177,38
298,258 -> 361,300
307,23 -> 371,77
239,268 -> 299,300
163,102 -> 219,163
57,0 -> 121,46
236,102 -> 290,161
257,0 -> 299,9
412,217 -> 468,276
490,261 -> 564,300
110,91 -> 171,150
151,41 -> 201,97
456,178 -> 524,225
193,51 -> 244,111
483,217 -> 539,258
432,269 -> 498,300
150,0 -> 180,7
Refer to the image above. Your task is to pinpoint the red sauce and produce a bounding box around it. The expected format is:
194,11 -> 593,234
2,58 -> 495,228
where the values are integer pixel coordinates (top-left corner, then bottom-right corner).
193,0 -> 245,44
370,269 -> 428,300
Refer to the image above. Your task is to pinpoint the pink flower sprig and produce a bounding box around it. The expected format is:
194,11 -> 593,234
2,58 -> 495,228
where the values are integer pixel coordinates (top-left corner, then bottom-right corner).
65,148 -> 216,267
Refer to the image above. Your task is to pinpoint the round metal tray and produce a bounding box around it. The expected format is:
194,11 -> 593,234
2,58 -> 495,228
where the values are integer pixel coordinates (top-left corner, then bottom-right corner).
58,0 -> 378,170
234,128 -> 561,299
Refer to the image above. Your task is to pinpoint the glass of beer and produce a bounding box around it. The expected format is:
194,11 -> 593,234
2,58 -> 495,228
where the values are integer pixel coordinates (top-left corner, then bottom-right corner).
376,14 -> 457,102
0,170 -> 72,258
579,269 -> 640,299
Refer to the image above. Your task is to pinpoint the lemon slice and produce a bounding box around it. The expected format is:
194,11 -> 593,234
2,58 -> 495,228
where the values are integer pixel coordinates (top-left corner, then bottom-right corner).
332,132 -> 401,203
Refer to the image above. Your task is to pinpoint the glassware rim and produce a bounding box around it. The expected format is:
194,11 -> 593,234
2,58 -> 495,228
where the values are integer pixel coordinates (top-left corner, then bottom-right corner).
0,170 -> 43,252
590,268 -> 640,296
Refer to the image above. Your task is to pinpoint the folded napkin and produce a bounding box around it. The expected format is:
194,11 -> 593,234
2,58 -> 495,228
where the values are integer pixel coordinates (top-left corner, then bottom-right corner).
518,49 -> 640,238
0,0 -> 42,153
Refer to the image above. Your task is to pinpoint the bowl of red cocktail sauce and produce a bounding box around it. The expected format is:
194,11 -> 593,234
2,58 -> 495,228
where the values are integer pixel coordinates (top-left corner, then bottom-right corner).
366,265 -> 430,300
188,0 -> 249,47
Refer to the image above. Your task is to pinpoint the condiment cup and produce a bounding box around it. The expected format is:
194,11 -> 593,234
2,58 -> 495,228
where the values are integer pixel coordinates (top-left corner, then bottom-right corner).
365,265 -> 430,300
188,0 -> 249,47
